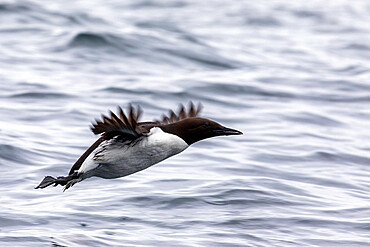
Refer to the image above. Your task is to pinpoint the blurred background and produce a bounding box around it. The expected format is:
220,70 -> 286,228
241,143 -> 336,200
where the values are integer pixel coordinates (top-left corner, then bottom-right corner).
0,0 -> 370,246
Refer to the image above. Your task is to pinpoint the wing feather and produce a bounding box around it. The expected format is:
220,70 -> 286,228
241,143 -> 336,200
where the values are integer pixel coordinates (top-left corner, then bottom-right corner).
158,101 -> 202,125
91,105 -> 142,140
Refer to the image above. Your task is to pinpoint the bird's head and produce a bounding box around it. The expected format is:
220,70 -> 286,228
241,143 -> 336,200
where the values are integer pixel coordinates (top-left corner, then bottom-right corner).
161,117 -> 242,145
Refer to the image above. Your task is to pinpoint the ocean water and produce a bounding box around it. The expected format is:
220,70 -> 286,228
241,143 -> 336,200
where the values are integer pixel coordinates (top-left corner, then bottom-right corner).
0,0 -> 370,246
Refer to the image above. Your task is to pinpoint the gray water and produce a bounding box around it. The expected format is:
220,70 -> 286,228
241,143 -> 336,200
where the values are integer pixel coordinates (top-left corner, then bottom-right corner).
0,0 -> 370,246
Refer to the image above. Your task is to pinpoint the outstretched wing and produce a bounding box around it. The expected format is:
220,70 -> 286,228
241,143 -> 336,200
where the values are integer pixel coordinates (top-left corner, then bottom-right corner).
91,104 -> 143,140
157,102 -> 203,125
68,105 -> 143,175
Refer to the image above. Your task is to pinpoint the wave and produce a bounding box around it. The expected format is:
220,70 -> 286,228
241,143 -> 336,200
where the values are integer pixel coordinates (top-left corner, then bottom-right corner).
68,32 -> 117,48
10,92 -> 73,99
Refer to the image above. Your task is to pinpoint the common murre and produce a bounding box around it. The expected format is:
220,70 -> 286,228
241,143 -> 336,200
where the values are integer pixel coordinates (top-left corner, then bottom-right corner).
35,102 -> 242,191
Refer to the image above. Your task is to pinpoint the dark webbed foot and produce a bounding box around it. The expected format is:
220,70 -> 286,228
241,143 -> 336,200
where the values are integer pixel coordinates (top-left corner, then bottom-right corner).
35,172 -> 80,190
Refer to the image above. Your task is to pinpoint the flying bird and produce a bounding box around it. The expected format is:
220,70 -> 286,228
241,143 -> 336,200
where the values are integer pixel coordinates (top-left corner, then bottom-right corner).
35,102 -> 242,191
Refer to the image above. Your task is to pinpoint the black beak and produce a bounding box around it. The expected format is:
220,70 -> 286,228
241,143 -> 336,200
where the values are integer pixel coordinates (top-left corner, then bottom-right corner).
214,127 -> 243,136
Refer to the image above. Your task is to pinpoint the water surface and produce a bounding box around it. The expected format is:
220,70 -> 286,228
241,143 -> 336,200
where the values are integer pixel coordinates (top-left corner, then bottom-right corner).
0,0 -> 370,246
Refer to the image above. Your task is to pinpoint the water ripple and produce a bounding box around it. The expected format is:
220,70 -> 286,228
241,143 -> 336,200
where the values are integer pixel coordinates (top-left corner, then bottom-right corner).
1,0 -> 370,246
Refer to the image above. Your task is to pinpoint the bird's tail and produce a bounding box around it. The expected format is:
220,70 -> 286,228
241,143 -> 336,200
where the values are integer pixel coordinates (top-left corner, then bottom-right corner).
35,172 -> 80,191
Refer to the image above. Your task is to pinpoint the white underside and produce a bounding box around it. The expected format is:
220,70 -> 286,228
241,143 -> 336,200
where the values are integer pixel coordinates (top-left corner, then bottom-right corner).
77,127 -> 188,180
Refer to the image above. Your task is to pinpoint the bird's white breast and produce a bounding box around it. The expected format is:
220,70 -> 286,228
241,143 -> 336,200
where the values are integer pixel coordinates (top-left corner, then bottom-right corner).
78,127 -> 188,178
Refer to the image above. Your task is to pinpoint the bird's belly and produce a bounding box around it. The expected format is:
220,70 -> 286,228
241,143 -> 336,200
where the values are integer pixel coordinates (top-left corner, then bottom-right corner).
86,129 -> 189,179
96,149 -> 173,178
